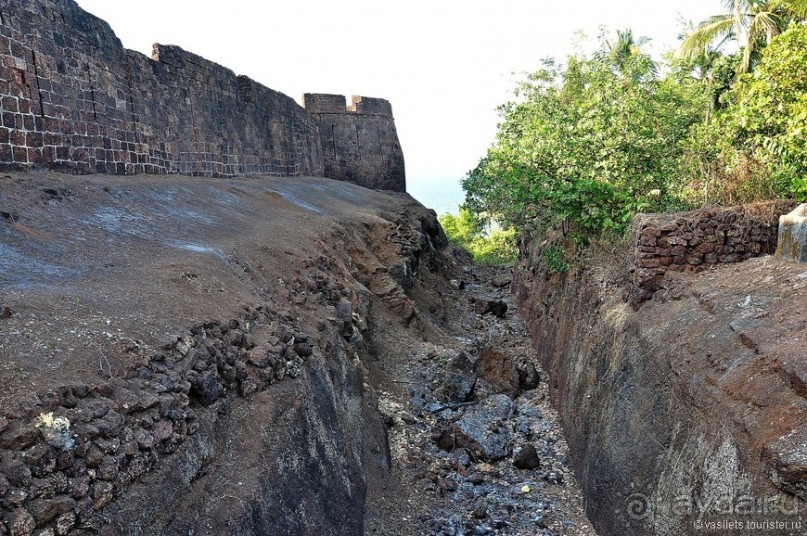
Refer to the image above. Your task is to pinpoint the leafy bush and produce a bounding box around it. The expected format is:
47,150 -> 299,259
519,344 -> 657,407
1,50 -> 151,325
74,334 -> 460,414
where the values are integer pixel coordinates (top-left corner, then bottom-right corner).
541,246 -> 568,273
439,208 -> 517,265
463,47 -> 710,241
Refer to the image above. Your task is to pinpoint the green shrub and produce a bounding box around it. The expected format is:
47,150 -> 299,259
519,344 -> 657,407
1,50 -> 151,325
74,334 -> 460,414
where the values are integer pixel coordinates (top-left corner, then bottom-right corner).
439,208 -> 517,265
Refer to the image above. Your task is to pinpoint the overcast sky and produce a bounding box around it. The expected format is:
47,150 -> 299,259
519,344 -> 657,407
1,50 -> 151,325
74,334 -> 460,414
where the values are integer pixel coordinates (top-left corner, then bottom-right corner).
75,0 -> 724,180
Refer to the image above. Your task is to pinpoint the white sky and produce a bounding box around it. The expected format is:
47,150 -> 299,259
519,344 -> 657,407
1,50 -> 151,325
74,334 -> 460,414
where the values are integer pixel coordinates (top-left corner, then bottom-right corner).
74,0 -> 724,180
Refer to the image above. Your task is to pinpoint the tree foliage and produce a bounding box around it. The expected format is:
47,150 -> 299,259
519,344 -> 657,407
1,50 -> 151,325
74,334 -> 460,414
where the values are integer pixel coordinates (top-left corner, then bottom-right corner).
676,0 -> 807,73
464,39 -> 709,238
463,25 -> 806,249
692,24 -> 807,200
439,208 -> 517,265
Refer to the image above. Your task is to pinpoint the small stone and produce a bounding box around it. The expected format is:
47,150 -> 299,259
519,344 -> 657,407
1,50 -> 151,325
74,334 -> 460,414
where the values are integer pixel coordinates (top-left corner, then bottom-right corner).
513,444 -> 541,470
83,446 -> 104,468
546,470 -> 563,484
26,496 -> 75,525
69,476 -> 91,499
246,346 -> 271,368
0,423 -> 40,450
518,362 -> 540,391
55,512 -> 76,535
91,481 -> 114,509
96,456 -> 117,480
292,341 -> 313,358
2,458 -> 32,487
190,370 -> 219,406
335,298 -> 352,320
8,508 -> 35,536
437,477 -> 457,492
152,420 -> 173,444
238,380 -> 257,397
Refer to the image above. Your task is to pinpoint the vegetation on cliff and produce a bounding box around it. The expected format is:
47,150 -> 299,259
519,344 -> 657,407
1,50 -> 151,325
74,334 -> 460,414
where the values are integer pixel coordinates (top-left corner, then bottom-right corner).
439,209 -> 517,265
462,4 -> 807,251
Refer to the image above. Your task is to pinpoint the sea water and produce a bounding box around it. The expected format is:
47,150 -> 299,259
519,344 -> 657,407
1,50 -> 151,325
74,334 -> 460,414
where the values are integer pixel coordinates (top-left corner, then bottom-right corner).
407,176 -> 465,216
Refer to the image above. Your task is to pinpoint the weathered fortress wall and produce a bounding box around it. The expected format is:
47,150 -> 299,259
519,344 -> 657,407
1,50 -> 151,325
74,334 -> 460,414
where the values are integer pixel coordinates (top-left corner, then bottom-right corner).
304,93 -> 406,191
0,0 -> 406,190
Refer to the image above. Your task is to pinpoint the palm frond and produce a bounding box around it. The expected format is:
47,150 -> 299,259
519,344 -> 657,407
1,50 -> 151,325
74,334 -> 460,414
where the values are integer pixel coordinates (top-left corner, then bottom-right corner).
676,16 -> 736,59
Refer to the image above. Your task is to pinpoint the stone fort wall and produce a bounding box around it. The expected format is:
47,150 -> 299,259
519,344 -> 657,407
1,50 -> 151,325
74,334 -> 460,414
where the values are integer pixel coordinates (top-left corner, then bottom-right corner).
629,200 -> 798,305
0,0 -> 407,190
303,93 -> 406,192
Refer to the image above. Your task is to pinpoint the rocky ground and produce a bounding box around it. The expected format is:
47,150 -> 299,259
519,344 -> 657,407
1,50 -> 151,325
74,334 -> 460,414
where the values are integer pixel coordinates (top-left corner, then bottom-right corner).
364,263 -> 596,536
0,171 -> 595,535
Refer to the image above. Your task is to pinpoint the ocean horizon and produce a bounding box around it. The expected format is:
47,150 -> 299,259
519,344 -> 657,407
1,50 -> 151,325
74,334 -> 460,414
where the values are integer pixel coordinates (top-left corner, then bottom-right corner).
407,176 -> 465,216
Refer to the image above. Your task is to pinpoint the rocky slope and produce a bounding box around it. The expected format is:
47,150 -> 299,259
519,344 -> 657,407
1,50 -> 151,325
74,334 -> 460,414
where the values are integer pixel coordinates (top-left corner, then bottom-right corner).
0,172 -> 594,535
516,236 -> 807,536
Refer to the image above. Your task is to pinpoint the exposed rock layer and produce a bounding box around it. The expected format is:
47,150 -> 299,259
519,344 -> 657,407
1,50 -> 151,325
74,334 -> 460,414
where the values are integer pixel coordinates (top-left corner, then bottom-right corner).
516,232 -> 807,536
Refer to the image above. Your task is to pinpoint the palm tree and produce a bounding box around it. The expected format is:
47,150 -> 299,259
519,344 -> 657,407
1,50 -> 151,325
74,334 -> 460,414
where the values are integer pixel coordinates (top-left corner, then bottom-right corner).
599,29 -> 657,80
677,0 -> 807,72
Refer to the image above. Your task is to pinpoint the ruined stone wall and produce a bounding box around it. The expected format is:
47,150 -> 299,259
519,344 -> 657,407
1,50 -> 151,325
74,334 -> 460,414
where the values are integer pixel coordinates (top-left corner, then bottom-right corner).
304,93 -> 406,191
0,0 -> 324,177
630,200 -> 797,305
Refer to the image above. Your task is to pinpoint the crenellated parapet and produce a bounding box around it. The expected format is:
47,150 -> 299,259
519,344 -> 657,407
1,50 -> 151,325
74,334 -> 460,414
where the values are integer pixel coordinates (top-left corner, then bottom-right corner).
0,0 -> 406,191
303,94 -> 406,192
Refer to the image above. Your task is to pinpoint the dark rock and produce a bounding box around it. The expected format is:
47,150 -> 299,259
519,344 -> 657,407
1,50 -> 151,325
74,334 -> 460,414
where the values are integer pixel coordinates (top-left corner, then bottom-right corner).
0,306 -> 12,319
475,347 -> 520,399
152,420 -> 174,444
238,379 -> 257,397
437,477 -> 457,492
293,341 -> 314,358
97,456 -> 118,480
23,444 -> 56,477
55,512 -> 77,535
26,496 -> 75,525
389,261 -> 414,290
0,422 -> 39,450
513,444 -> 541,470
2,457 -> 32,487
190,370 -> 219,406
7,508 -> 35,536
474,299 -> 508,318
452,395 -> 514,461
434,428 -> 455,451
518,362 -> 540,391
82,446 -> 103,468
335,298 -> 352,320
247,346 -> 272,368
763,423 -> 807,500
69,476 -> 91,499
1,489 -> 28,510
450,351 -> 474,372
92,481 -> 115,509
491,275 -> 512,288
96,410 -> 124,438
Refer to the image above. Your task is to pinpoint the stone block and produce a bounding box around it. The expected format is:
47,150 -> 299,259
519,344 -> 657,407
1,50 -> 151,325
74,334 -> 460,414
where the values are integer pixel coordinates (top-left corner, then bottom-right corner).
775,204 -> 807,263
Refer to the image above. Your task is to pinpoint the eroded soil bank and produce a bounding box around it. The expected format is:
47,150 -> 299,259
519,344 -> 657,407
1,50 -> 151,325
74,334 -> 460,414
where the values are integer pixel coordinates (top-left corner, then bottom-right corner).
0,172 -> 594,535
516,237 -> 807,536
